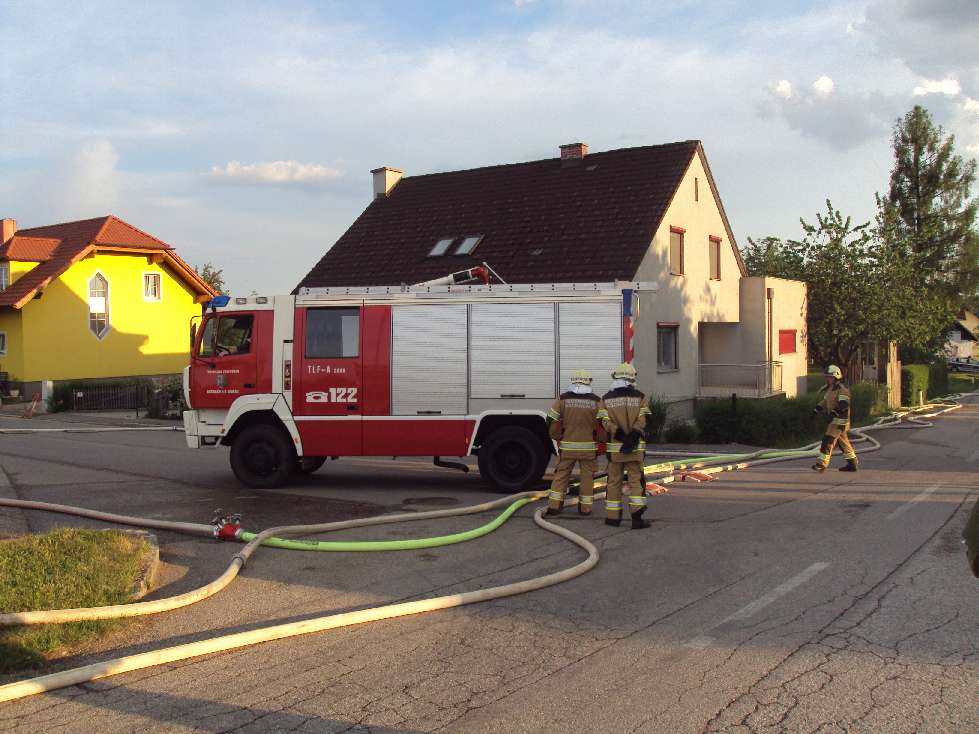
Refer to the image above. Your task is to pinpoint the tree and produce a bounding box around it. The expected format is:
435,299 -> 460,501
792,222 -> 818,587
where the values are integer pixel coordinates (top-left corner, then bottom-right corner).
880,105 -> 979,303
195,262 -> 227,294
745,201 -> 954,369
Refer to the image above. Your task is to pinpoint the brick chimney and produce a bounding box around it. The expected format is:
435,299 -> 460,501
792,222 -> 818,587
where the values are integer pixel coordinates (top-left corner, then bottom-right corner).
371,167 -> 403,199
1,218 -> 15,244
559,143 -> 588,161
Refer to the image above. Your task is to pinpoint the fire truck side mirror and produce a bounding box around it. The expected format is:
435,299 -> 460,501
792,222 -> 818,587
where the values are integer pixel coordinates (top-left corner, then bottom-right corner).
190,321 -> 198,351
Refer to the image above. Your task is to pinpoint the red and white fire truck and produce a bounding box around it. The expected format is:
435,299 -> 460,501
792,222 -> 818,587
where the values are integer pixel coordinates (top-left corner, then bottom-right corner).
183,269 -> 654,491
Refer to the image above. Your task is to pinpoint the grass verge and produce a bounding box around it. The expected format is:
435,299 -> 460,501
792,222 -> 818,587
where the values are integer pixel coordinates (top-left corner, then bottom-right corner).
0,528 -> 148,674
947,372 -> 979,395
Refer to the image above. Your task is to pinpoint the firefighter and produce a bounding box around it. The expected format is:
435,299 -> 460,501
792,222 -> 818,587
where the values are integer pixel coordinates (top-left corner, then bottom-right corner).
545,369 -> 603,516
811,364 -> 858,472
599,362 -> 652,529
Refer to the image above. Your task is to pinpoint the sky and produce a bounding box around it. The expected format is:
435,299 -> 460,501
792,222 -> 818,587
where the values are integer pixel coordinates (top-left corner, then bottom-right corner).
1,0 -> 977,295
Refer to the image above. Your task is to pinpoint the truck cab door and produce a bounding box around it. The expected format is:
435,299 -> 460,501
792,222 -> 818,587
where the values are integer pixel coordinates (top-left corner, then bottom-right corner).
191,312 -> 260,409
293,306 -> 363,455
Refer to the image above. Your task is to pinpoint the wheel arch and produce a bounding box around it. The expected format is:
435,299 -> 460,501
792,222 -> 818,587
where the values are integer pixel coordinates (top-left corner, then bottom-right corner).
220,395 -> 303,455
469,411 -> 554,456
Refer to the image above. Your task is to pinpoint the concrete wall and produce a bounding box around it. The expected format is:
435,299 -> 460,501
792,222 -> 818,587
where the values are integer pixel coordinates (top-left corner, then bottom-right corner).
633,150 -> 742,401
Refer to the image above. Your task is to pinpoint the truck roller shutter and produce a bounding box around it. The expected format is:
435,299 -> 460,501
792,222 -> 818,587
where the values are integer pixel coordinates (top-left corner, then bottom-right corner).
558,301 -> 623,396
470,303 -> 555,399
392,304 -> 468,415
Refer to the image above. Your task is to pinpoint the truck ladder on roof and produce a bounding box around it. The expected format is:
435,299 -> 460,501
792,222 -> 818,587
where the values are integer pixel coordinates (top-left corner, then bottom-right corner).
297,281 -> 658,297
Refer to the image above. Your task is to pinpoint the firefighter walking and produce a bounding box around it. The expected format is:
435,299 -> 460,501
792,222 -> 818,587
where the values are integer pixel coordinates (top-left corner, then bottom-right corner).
545,369 -> 603,516
600,363 -> 652,529
812,364 -> 858,472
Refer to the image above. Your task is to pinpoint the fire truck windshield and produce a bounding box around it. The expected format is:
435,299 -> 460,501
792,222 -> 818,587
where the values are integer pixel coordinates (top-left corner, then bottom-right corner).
199,315 -> 254,357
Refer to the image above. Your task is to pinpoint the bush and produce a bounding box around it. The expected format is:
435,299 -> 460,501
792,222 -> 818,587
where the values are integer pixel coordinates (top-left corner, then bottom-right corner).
643,394 -> 669,443
849,382 -> 889,421
663,421 -> 699,443
694,394 -> 825,448
45,383 -> 73,412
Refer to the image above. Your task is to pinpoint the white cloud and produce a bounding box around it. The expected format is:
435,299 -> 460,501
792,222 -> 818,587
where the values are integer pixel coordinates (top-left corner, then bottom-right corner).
208,160 -> 345,188
812,75 -> 835,98
65,139 -> 120,213
913,77 -> 962,96
964,97 -> 979,113
772,79 -> 793,99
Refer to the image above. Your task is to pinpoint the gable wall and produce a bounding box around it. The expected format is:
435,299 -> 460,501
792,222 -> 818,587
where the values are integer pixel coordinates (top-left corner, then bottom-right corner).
18,252 -> 201,381
632,152 -> 742,402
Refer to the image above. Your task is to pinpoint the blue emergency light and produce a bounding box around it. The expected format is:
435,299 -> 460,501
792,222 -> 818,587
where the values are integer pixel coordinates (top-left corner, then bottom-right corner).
209,295 -> 231,308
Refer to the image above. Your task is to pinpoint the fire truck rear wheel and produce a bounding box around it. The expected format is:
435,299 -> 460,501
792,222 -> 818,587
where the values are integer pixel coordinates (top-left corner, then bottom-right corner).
477,426 -> 549,493
230,424 -> 297,489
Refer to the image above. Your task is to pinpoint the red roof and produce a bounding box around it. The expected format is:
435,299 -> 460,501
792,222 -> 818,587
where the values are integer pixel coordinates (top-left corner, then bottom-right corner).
0,236 -> 61,261
296,140 -> 744,290
0,215 -> 212,309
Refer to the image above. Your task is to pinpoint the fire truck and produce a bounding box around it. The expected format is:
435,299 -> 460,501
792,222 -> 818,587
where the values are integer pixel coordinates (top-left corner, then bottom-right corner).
183,268 -> 654,491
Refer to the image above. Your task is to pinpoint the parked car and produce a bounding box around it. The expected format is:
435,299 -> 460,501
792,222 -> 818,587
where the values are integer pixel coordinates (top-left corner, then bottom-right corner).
947,356 -> 979,373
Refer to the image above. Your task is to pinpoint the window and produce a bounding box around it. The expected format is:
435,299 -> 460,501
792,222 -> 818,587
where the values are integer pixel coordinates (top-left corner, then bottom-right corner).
305,307 -> 360,358
88,273 -> 109,338
0,332 -> 6,355
199,315 -> 254,357
429,238 -> 454,256
657,324 -> 679,370
0,262 -> 8,291
455,236 -> 482,255
709,236 -> 722,280
143,272 -> 161,301
669,228 -> 684,275
694,176 -> 699,202
779,329 -> 797,355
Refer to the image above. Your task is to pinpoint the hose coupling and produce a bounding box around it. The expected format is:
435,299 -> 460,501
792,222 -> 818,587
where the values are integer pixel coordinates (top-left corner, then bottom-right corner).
211,509 -> 242,541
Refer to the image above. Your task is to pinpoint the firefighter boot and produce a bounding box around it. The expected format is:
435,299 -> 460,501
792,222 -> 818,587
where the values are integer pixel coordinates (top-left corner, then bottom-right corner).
545,506 -> 563,517
839,459 -> 858,472
811,462 -> 827,473
631,508 -> 651,530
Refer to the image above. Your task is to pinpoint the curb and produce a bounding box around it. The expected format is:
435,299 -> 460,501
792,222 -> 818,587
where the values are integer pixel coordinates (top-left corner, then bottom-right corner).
120,530 -> 160,601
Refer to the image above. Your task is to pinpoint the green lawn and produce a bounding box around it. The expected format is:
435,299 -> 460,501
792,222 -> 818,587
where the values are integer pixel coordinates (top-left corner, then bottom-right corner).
0,528 -> 148,673
947,371 -> 979,395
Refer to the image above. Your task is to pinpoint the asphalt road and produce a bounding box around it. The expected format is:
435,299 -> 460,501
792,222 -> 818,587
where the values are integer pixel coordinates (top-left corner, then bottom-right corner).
0,404 -> 977,733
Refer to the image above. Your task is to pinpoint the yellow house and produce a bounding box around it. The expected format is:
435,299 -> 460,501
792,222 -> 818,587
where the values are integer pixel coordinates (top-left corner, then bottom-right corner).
0,216 -> 216,395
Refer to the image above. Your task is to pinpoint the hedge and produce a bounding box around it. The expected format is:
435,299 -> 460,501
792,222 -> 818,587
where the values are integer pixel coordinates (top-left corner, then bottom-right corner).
900,363 -> 948,405
694,393 -> 825,447
643,394 -> 669,443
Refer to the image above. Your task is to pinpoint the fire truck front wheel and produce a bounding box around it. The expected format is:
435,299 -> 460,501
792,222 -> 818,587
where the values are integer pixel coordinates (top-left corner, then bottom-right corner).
230,424 -> 297,489
477,426 -> 549,493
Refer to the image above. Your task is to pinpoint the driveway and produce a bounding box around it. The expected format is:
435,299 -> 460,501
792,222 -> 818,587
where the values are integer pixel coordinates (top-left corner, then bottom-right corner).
0,405 -> 977,733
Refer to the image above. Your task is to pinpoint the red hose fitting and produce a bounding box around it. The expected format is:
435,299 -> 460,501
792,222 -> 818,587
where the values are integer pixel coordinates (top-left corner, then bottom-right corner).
215,521 -> 241,541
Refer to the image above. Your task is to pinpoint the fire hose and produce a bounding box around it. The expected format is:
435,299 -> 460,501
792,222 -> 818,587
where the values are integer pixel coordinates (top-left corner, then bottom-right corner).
0,394 -> 972,703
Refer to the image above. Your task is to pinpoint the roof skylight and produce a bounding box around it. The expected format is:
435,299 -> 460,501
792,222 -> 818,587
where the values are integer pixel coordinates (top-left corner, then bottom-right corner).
429,238 -> 454,256
455,236 -> 482,255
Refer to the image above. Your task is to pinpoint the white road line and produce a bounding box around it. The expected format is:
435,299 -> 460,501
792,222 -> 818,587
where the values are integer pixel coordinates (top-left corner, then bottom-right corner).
886,483 -> 941,520
685,562 -> 830,648
721,562 -> 830,622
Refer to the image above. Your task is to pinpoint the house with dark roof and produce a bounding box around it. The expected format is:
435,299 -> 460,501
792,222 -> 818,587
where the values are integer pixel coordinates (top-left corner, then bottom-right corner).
946,308 -> 979,360
0,216 -> 215,399
297,141 -> 809,406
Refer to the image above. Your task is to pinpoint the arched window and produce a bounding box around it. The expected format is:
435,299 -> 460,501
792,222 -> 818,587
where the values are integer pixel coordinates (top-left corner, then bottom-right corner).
88,273 -> 109,338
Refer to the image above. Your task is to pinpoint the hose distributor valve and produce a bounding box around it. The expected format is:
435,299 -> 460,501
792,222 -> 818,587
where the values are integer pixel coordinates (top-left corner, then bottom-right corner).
210,509 -> 242,541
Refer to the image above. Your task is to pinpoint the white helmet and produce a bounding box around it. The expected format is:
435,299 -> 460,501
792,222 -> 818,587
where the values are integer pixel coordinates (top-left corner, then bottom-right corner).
570,369 -> 593,386
825,365 -> 842,380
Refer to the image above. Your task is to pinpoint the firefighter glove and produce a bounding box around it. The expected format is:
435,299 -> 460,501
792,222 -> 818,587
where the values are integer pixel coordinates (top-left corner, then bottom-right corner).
614,428 -> 627,442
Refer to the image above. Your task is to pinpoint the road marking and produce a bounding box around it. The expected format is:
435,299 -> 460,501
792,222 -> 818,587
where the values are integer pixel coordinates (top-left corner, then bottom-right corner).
886,483 -> 941,520
685,562 -> 830,648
